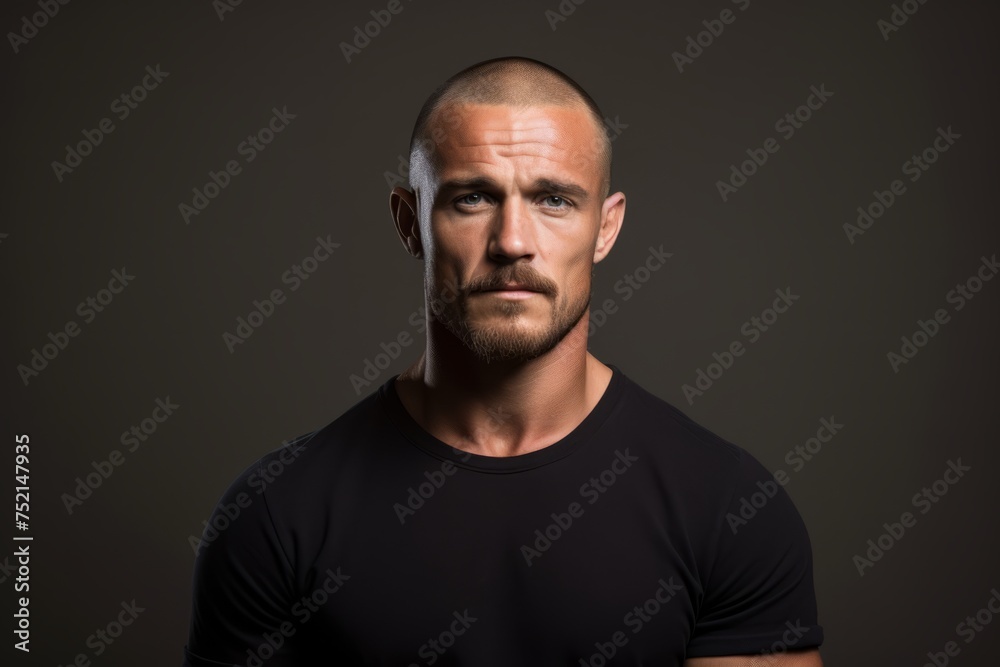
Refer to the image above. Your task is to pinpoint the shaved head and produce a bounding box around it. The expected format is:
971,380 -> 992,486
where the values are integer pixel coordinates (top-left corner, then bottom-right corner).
408,56 -> 612,199
388,56 -> 627,367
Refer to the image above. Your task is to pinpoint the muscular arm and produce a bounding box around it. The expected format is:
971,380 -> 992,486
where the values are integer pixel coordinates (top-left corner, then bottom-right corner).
684,449 -> 824,662
685,648 -> 823,666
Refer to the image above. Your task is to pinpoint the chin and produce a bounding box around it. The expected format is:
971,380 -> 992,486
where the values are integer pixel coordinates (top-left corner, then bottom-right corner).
462,319 -> 570,364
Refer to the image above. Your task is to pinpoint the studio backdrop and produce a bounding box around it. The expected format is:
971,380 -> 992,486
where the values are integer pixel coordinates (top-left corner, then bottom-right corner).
3,0 -> 999,665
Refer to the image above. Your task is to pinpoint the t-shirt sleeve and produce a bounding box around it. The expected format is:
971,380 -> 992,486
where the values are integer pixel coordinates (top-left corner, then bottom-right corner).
686,448 -> 824,657
183,457 -> 299,666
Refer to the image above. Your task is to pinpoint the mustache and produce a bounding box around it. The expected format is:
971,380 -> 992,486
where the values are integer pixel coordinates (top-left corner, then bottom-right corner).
466,265 -> 557,295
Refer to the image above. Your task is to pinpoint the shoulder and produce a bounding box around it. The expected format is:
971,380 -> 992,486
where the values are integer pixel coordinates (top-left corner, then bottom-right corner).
610,370 -> 794,526
614,369 -> 748,470
220,381 -> 390,506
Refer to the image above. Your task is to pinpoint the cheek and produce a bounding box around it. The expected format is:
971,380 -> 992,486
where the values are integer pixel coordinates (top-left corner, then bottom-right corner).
568,263 -> 593,296
426,227 -> 477,288
556,231 -> 598,284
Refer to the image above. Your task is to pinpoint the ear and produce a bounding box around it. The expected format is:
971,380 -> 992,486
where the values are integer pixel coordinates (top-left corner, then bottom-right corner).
389,186 -> 422,259
594,191 -> 626,264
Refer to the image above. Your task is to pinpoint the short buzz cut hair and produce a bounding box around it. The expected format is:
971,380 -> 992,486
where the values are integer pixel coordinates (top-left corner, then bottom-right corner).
407,56 -> 612,199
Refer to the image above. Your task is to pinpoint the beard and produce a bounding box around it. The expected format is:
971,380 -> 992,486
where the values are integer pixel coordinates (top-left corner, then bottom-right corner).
428,264 -> 591,364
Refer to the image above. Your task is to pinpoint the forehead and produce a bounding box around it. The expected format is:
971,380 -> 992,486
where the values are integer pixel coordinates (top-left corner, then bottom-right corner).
423,102 -> 602,184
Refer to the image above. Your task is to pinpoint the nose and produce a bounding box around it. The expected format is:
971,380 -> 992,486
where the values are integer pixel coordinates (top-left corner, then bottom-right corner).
487,198 -> 535,263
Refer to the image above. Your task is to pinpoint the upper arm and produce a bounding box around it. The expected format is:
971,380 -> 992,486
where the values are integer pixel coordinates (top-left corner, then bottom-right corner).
685,449 -> 824,657
685,648 -> 824,666
185,457 -> 299,666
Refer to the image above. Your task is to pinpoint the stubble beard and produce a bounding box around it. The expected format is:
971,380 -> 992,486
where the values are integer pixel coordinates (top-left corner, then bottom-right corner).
430,278 -> 591,364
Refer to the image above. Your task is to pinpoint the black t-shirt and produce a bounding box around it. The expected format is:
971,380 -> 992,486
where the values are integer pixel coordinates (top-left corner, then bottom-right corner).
184,365 -> 822,666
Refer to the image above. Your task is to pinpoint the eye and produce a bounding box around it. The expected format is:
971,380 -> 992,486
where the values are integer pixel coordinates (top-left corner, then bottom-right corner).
456,193 -> 487,207
542,195 -> 571,208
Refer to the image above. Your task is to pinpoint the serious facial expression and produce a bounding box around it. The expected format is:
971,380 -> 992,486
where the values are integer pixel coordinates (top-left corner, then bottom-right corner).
412,102 -> 609,363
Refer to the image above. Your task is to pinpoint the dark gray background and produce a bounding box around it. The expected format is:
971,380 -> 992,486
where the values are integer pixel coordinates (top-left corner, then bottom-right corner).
3,0 -> 999,664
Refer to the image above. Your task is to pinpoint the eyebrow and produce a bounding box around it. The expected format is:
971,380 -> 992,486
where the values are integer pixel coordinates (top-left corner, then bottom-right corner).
435,176 -> 590,205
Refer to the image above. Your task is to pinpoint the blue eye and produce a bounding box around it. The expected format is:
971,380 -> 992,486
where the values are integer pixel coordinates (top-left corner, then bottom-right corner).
457,193 -> 484,206
543,195 -> 569,208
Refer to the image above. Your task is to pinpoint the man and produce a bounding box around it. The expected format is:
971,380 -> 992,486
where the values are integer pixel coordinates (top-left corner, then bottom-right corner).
184,56 -> 824,666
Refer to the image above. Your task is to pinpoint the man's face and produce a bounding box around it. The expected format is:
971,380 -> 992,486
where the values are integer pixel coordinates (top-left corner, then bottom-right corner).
408,101 -> 621,364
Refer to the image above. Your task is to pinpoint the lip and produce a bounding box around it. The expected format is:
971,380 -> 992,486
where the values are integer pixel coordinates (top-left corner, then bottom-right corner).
479,283 -> 542,292
475,285 -> 542,299
478,289 -> 539,299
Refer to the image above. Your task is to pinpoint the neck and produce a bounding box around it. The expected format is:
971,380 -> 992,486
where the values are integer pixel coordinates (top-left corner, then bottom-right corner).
395,310 -> 612,457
